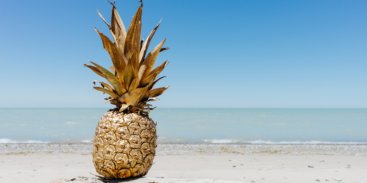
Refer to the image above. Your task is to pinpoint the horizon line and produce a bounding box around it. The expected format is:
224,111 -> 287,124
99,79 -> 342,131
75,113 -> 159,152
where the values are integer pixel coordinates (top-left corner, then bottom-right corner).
1,107 -> 367,109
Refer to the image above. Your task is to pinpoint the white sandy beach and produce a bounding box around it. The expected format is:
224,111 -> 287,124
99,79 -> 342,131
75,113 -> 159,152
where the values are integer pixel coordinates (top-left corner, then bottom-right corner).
0,144 -> 366,183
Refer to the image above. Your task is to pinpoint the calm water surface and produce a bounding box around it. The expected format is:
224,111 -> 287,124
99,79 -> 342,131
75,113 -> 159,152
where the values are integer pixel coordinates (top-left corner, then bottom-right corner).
0,108 -> 366,144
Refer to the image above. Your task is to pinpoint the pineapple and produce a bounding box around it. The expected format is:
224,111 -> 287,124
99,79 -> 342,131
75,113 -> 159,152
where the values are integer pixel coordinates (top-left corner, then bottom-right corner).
85,1 -> 168,179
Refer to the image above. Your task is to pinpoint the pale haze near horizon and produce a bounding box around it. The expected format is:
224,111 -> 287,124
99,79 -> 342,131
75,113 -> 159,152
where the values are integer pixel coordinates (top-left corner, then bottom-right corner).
0,0 -> 366,108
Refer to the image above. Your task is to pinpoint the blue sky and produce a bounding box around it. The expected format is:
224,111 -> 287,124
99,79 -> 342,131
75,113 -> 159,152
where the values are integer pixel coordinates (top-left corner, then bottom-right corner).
0,0 -> 366,108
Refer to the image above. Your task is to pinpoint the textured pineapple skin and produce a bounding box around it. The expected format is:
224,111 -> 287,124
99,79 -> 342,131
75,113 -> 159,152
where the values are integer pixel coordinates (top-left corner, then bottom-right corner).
92,111 -> 157,178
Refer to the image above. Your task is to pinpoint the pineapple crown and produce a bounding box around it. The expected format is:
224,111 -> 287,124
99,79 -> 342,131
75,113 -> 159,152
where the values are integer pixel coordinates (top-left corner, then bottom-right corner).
85,1 -> 168,115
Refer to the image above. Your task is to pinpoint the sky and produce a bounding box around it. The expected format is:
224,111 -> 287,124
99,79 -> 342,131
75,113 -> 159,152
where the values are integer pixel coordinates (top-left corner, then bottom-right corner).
0,0 -> 366,108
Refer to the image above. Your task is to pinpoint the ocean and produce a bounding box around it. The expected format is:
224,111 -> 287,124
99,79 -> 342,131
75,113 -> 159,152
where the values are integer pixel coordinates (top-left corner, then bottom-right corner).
0,108 -> 366,144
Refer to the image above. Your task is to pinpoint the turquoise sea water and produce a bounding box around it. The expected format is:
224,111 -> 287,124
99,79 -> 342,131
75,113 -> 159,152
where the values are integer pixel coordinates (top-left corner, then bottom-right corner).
0,108 -> 366,144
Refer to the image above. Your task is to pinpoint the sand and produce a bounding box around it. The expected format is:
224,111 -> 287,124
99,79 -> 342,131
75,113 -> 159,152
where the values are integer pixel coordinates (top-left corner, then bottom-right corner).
0,144 -> 366,183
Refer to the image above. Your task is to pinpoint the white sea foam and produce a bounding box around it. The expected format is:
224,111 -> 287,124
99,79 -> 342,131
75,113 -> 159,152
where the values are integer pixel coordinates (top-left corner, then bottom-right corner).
203,139 -> 239,144
1,137 -> 366,145
246,140 -> 367,145
0,138 -> 49,143
202,139 -> 367,145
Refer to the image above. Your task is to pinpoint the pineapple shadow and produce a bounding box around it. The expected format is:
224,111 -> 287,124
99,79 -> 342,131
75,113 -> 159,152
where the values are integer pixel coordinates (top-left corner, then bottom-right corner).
97,175 -> 144,182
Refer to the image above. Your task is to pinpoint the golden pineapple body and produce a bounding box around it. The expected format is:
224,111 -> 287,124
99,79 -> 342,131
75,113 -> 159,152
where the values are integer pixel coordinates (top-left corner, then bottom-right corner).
86,1 -> 168,179
93,111 -> 157,178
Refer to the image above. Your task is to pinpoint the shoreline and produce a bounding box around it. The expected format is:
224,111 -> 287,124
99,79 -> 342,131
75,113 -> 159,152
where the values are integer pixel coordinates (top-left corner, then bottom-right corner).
1,143 -> 367,155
